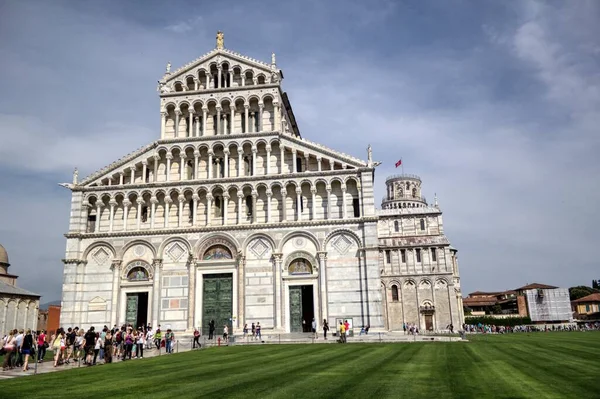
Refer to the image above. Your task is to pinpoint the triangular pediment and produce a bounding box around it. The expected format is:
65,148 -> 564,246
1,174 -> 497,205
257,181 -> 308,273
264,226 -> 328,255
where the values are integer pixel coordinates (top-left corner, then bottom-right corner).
162,48 -> 275,85
280,135 -> 367,168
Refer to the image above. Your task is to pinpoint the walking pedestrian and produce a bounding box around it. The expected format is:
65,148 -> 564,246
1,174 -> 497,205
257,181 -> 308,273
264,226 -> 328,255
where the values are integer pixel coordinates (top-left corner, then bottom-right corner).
323,320 -> 329,340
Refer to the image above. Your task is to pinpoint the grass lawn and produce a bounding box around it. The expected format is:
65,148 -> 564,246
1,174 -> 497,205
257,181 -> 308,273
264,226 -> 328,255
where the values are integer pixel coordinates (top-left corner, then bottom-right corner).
0,332 -> 598,398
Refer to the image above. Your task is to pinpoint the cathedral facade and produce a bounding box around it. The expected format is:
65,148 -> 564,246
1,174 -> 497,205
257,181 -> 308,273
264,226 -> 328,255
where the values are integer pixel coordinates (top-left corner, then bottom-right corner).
60,36 -> 462,334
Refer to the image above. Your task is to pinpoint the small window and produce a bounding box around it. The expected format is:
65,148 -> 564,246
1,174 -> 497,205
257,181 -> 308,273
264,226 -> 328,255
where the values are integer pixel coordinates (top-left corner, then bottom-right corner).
586,304 -> 590,312
385,250 -> 391,264
392,285 -> 399,301
296,157 -> 303,172
353,198 -> 360,217
401,249 -> 406,263
431,248 -> 437,262
420,219 -> 425,231
394,220 -> 399,232
416,249 -> 421,263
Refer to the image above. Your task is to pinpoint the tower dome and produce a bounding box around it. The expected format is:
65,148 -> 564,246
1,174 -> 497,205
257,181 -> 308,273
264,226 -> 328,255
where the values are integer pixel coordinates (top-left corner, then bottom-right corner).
0,243 -> 8,265
381,174 -> 427,209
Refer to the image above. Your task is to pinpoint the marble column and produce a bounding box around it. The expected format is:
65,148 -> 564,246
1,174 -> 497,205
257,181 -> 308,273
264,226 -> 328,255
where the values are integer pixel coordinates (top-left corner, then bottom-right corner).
251,148 -> 257,176
244,105 -> 249,133
238,150 -> 243,177
119,172 -> 124,185
110,260 -> 122,327
153,155 -> 159,183
193,151 -> 199,180
273,253 -> 283,329
274,103 -> 280,132
266,190 -> 272,223
188,110 -> 194,138
152,259 -> 162,327
160,111 -> 167,138
187,257 -> 197,331
237,194 -> 243,224
194,116 -> 200,137
230,105 -> 236,134
251,193 -> 257,224
266,145 -> 271,175
142,161 -> 147,183
150,198 -> 158,229
174,110 -> 181,138
223,194 -> 229,225
122,200 -> 130,231
95,202 -> 103,233
280,146 -> 285,174
164,198 -> 172,228
136,199 -> 144,230
180,154 -> 186,181
224,149 -> 230,178
258,104 -> 264,132
108,200 -> 117,232
178,195 -> 185,227
326,188 -> 331,220
208,151 -> 213,179
202,108 -> 207,136
166,154 -> 172,182
192,194 -> 199,225
206,194 -> 213,226
317,157 -> 322,172
129,166 -> 135,184
216,107 -> 221,135
318,253 -> 328,322
311,188 -> 317,220
341,185 -> 347,219
292,149 -> 297,173
296,189 -> 302,221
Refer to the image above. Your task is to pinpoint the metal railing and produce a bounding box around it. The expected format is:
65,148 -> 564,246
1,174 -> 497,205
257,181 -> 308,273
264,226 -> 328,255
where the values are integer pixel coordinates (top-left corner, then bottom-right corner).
385,174 -> 421,182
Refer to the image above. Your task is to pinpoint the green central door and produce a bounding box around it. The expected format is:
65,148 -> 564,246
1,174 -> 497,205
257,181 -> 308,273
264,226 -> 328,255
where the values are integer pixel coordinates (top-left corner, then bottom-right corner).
126,294 -> 139,327
202,274 -> 233,336
289,286 -> 303,332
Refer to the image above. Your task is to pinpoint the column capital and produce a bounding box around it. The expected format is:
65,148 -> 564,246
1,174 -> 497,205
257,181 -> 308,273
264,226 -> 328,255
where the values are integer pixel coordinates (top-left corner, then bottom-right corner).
142,160 -> 148,166
244,104 -> 250,109
178,195 -> 186,203
118,171 -> 125,176
136,199 -> 145,205
223,193 -> 230,200
208,150 -> 214,156
295,188 -> 302,195
193,150 -> 200,157
251,191 -> 258,198
206,193 -> 214,201
272,252 -> 283,263
266,145 -> 272,152
110,259 -> 123,271
150,197 -> 159,205
266,190 -> 272,197
166,153 -> 173,160
237,193 -> 244,199
96,202 -> 105,208
258,102 -> 264,108
129,165 -> 136,172
152,258 -> 163,269
180,154 -> 187,161
223,148 -> 230,155
192,194 -> 200,201
153,154 -> 160,161
216,106 -> 222,112
160,111 -> 168,118
251,147 -> 257,154
109,200 -> 118,207
341,184 -> 347,192
326,186 -> 332,192
188,109 -> 195,115
202,106 -> 208,112
175,109 -> 182,116
164,197 -> 173,204
317,251 -> 328,261
310,188 -> 317,195
123,199 -> 132,208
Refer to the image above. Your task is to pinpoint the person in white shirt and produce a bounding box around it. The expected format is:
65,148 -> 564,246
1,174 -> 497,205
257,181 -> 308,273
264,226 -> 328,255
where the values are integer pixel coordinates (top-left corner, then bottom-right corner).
223,325 -> 229,343
136,329 -> 145,358
145,328 -> 153,350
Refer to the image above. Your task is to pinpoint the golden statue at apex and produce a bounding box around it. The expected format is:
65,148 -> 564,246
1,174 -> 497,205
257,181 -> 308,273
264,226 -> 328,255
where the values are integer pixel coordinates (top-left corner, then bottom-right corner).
216,31 -> 224,49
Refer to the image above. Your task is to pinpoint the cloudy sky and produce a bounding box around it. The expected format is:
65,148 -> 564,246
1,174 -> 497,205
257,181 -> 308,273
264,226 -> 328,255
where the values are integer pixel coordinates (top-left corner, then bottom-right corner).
0,0 -> 598,303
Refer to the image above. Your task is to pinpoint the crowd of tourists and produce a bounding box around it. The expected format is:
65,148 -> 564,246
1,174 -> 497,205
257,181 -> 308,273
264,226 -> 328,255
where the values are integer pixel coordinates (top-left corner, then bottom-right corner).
1,324 -> 182,371
462,322 -> 600,334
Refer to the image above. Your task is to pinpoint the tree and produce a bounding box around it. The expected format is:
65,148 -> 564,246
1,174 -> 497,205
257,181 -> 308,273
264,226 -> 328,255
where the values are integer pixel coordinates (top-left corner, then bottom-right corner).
569,286 -> 600,301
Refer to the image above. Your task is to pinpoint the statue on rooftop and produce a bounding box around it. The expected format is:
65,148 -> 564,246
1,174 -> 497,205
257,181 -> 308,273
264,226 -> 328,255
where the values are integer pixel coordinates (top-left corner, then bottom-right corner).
216,31 -> 224,49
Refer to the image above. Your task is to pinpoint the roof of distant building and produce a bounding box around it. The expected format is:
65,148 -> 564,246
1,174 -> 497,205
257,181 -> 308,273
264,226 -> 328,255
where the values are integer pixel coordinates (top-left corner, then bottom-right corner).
0,280 -> 40,297
514,283 -> 558,291
572,293 -> 600,303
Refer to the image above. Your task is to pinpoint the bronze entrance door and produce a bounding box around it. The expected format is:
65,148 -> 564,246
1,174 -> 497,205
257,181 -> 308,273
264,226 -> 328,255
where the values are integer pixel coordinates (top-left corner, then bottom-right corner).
425,315 -> 433,331
125,293 -> 148,329
202,274 -> 233,336
289,286 -> 303,332
289,285 -> 315,333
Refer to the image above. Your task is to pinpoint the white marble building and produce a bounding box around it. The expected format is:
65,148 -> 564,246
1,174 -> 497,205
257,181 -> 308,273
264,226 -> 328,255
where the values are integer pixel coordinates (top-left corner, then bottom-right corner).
59,33 -> 462,334
0,244 -> 40,334
379,175 -> 464,331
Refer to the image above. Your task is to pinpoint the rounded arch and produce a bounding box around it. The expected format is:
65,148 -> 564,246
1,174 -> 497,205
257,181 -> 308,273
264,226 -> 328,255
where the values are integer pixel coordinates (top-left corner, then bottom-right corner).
277,230 -> 321,253
261,93 -> 275,102
329,177 -> 344,186
242,232 -> 277,253
344,176 -> 360,185
158,236 -> 192,259
84,193 -> 99,203
195,233 -> 239,260
323,228 -> 362,249
83,241 -> 117,260
269,181 -> 283,191
404,279 -> 416,288
284,250 -> 317,274
233,95 -> 247,105
162,102 -> 177,113
247,94 -> 260,103
122,259 -> 154,281
119,239 -> 157,259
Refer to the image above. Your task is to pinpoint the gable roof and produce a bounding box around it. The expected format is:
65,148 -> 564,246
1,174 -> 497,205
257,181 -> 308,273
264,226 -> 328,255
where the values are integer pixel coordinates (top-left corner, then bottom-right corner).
0,280 -> 40,297
572,293 -> 600,303
515,283 -> 558,291
162,48 -> 274,84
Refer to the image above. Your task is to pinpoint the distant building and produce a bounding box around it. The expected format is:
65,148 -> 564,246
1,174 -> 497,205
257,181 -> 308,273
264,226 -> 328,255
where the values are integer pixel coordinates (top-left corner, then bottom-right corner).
38,304 -> 61,337
0,243 -> 41,333
463,283 -> 572,323
571,293 -> 600,320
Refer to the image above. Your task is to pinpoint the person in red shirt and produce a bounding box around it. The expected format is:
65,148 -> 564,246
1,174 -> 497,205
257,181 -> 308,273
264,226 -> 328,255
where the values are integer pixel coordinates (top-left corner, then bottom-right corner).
37,330 -> 47,362
344,320 -> 350,338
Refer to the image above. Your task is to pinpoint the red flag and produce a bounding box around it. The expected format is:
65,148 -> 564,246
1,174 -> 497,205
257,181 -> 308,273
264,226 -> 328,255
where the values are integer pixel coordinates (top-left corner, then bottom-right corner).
395,159 -> 402,168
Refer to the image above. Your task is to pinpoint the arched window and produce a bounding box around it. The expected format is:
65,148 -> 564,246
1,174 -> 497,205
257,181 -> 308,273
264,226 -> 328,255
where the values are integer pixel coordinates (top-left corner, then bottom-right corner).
245,195 -> 253,217
394,220 -> 399,232
398,188 -> 403,197
420,219 -> 425,231
288,258 -> 312,275
412,188 -> 417,198
391,285 -> 399,301
203,245 -> 232,260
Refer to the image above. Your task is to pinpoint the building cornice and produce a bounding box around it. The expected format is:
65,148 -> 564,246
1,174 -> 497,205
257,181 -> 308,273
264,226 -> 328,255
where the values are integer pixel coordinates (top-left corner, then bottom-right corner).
64,217 -> 378,239
75,168 -> 369,193
159,83 -> 280,99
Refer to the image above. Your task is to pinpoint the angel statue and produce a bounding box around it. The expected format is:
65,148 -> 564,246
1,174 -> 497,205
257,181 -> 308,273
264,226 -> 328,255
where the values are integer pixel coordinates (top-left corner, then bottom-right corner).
73,167 -> 79,185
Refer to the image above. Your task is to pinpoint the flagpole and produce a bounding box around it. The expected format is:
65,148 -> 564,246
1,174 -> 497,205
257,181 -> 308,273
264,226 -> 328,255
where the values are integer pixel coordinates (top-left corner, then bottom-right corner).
401,158 -> 404,175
